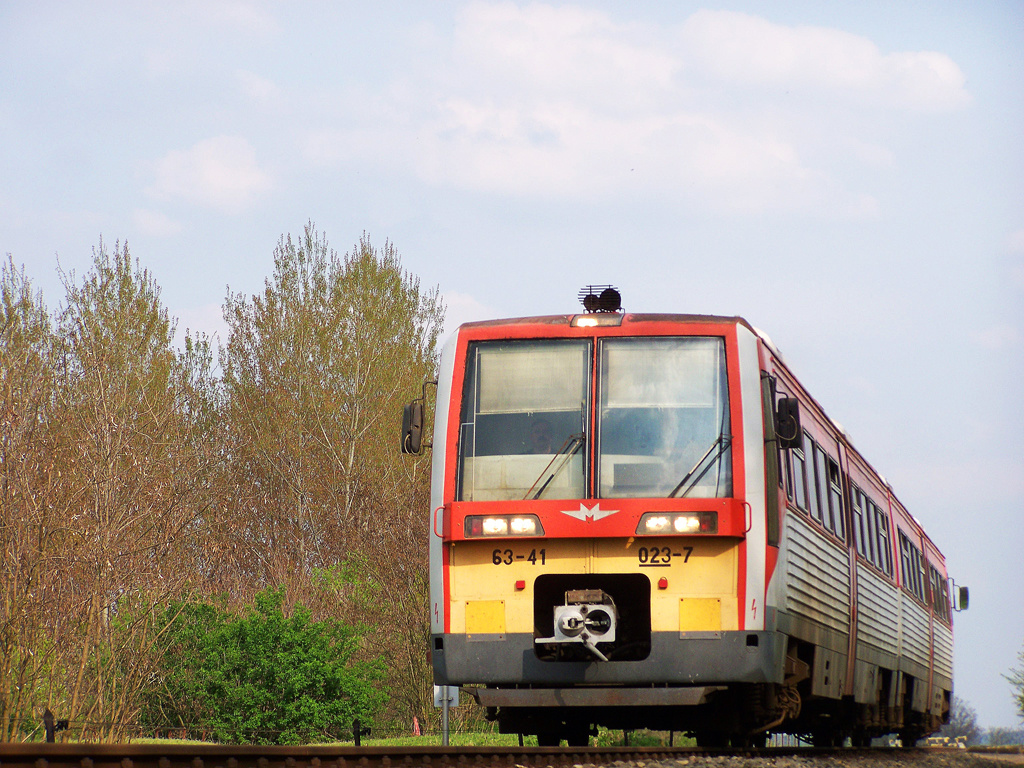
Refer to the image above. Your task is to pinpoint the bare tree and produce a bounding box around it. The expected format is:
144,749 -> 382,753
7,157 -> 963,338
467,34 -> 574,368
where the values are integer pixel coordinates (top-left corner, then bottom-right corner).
0,256 -> 63,741
219,225 -> 443,726
1007,641 -> 1024,725
940,695 -> 982,745
49,241 -> 214,741
4,229 -> 445,740
985,727 -> 1024,746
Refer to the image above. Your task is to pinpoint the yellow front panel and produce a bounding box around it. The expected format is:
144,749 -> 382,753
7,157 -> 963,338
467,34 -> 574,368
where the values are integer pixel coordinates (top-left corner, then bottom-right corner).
449,539 -> 592,633
449,537 -> 739,634
595,537 -> 738,632
465,600 -> 506,634
680,597 -> 722,631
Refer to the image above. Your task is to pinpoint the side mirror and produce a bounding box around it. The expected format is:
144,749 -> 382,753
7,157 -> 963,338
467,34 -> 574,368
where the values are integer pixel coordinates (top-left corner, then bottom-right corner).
775,397 -> 802,450
957,585 -> 969,611
401,401 -> 423,454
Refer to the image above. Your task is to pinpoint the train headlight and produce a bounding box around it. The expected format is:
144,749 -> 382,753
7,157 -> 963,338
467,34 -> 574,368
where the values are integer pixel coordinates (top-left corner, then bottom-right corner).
643,515 -> 671,533
482,517 -> 508,535
636,511 -> 717,535
674,515 -> 700,533
465,514 -> 545,538
510,516 -> 538,534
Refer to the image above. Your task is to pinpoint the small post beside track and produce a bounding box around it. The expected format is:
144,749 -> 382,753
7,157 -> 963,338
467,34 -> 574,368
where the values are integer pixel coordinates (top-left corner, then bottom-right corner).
441,685 -> 450,746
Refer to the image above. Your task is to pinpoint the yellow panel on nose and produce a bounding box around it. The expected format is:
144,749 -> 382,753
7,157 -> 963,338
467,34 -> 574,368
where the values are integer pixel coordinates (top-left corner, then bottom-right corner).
466,600 -> 506,634
680,597 -> 722,631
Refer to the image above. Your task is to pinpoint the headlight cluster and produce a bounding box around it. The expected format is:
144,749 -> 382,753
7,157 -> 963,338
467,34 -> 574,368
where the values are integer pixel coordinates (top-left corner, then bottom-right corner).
464,514 -> 544,537
636,511 -> 716,535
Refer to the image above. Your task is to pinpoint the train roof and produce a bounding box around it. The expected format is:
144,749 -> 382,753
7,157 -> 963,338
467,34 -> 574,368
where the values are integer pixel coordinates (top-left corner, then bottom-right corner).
458,312 -> 755,330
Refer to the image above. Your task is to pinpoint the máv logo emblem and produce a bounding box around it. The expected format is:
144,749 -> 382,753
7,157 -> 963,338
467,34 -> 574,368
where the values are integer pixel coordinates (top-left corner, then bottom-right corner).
561,503 -> 618,522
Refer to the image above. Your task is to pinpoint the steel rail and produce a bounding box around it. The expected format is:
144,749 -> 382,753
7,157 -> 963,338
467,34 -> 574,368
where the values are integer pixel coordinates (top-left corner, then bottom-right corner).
0,743 -> 946,768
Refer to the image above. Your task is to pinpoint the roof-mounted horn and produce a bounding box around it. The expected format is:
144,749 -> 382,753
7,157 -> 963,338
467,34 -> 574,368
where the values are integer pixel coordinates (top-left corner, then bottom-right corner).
578,285 -> 622,314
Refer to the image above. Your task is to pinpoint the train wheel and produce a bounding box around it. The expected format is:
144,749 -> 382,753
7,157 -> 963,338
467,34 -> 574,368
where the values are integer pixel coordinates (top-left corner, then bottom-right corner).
537,732 -> 560,747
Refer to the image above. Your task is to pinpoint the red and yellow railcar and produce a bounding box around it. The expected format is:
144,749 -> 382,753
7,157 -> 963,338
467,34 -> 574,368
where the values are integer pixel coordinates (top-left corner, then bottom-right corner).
402,290 -> 965,746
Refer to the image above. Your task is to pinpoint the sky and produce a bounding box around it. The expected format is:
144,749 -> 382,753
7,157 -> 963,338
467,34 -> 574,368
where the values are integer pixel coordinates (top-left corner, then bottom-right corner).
2,1 -> 1022,729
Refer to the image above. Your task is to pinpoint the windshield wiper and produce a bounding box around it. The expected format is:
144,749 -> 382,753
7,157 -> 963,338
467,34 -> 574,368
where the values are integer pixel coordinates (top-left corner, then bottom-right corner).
669,434 -> 732,498
524,434 -> 585,500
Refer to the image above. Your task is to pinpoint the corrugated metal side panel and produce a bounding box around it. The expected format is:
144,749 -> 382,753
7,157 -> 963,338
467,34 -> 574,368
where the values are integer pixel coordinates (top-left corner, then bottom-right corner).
856,563 -> 899,657
783,513 -> 850,633
933,621 -> 953,680
900,594 -> 931,669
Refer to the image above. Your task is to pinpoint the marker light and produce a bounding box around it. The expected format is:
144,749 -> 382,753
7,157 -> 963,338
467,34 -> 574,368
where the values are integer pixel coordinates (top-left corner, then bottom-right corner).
636,511 -> 717,535
465,514 -> 545,538
570,314 -> 623,328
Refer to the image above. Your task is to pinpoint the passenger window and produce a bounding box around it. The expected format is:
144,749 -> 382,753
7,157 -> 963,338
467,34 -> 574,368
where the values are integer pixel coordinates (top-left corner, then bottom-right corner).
929,567 -> 951,622
792,444 -> 808,512
865,501 -> 879,566
875,508 -> 892,576
852,488 -> 867,557
899,532 -> 926,602
827,458 -> 844,540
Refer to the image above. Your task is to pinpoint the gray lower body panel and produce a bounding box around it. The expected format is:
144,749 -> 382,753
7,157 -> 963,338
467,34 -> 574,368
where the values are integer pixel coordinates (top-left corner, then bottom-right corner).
433,630 -> 787,686
465,685 -> 725,707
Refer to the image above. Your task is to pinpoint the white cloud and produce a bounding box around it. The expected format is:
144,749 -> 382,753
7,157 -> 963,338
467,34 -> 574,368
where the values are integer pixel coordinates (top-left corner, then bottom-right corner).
409,96 -> 870,214
679,10 -> 970,111
148,136 -> 271,214
133,208 -> 182,237
452,2 -> 677,109
303,4 -> 968,214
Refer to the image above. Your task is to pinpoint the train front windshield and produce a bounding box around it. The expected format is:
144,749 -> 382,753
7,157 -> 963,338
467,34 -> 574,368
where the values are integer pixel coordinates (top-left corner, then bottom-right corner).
457,336 -> 732,501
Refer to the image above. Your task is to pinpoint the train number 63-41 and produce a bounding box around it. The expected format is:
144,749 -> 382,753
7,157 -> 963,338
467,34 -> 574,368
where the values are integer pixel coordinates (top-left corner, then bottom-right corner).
492,548 -> 547,565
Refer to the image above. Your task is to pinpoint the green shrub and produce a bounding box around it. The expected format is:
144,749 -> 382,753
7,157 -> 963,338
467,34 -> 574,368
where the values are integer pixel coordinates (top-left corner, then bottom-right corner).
142,587 -> 386,744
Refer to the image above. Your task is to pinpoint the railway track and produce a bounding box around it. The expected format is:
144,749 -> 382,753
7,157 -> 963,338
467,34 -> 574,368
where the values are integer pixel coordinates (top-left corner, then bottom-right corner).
0,743 -> 1001,768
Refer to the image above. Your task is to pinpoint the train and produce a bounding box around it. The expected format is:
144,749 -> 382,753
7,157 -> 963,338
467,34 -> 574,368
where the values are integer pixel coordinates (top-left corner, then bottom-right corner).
401,287 -> 967,747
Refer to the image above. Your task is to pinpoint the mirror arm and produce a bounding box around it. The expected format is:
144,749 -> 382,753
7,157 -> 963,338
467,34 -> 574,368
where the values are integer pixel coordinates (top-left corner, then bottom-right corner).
401,379 -> 438,455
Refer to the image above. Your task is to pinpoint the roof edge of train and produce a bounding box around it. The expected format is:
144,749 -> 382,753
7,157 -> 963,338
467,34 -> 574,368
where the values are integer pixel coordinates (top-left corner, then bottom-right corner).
456,312 -> 755,330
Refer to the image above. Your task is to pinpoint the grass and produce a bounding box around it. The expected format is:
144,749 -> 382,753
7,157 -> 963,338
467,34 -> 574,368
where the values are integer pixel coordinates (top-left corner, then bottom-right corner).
116,728 -> 695,748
